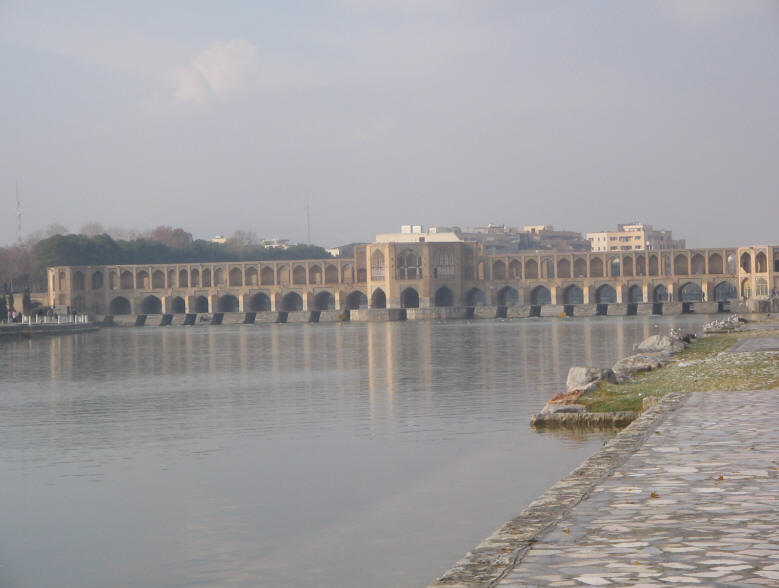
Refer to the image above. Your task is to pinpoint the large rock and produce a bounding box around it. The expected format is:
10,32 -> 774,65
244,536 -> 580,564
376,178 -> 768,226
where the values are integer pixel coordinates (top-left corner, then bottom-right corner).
634,334 -> 685,354
566,366 -> 618,393
612,353 -> 669,378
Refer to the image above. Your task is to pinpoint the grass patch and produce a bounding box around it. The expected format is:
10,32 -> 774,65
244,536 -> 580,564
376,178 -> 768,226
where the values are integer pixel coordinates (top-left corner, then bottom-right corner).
578,333 -> 779,413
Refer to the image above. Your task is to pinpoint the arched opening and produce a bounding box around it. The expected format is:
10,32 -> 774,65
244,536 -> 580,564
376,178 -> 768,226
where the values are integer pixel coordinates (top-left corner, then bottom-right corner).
109,296 -> 131,315
544,259 -> 555,279
219,294 -> 239,312
741,278 -> 751,298
71,296 -> 86,313
713,281 -> 736,301
492,260 -> 506,280
400,288 -> 419,308
141,295 -> 162,314
653,285 -> 668,302
610,259 -> 620,277
635,255 -> 646,276
740,253 -> 751,273
525,259 -> 538,279
277,265 -> 290,285
573,258 -> 587,277
229,267 -> 243,286
628,285 -> 643,303
755,252 -> 767,273
194,296 -> 209,313
120,271 -> 134,289
589,258 -> 603,278
691,254 -> 705,275
726,254 -> 737,274
465,288 -> 486,307
325,265 -> 339,284
71,271 -> 86,290
563,285 -> 583,305
190,269 -> 200,287
347,291 -> 368,309
673,254 -> 689,275
202,269 -> 211,287
756,278 -> 768,297
109,271 -> 116,290
313,291 -> 335,310
342,264 -> 354,283
171,296 -> 186,313
531,286 -> 551,305
370,288 -> 386,309
557,258 -> 571,279
152,270 -> 165,288
357,268 -> 367,282
708,253 -> 723,274
434,286 -> 454,307
497,286 -> 519,306
309,265 -> 323,285
648,255 -> 659,276
291,265 -> 306,285
91,271 -> 104,290
595,284 -> 617,304
622,257 -> 634,277
214,268 -> 225,286
371,250 -> 385,280
167,269 -> 176,287
245,267 -> 258,286
397,250 -> 421,280
508,259 -> 521,279
679,282 -> 703,302
250,293 -> 271,311
433,248 -> 455,279
261,267 -> 275,285
136,270 -> 149,289
477,261 -> 486,280
282,292 -> 303,311
179,269 -> 189,287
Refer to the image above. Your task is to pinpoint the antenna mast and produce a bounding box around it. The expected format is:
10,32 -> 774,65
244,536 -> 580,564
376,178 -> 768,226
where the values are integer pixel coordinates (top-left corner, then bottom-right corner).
16,180 -> 21,242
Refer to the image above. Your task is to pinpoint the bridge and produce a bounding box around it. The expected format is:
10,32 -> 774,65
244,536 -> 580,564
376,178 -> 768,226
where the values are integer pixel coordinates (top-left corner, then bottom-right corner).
46,243 -> 776,321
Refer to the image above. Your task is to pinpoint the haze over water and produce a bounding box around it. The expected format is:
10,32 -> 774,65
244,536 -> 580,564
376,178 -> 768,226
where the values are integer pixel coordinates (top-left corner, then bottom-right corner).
0,315 -> 710,587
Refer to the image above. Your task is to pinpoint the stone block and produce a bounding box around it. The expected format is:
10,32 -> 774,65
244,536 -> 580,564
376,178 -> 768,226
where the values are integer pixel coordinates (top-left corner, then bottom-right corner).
573,304 -> 598,317
170,314 -> 188,326
606,303 -> 628,316
406,307 -> 468,321
220,312 -> 245,325
692,301 -> 719,314
286,311 -> 315,323
539,304 -> 565,317
662,302 -> 684,315
254,311 -> 283,323
506,305 -> 533,318
473,305 -> 499,319
318,310 -> 346,323
636,303 -> 654,315
350,308 -> 406,321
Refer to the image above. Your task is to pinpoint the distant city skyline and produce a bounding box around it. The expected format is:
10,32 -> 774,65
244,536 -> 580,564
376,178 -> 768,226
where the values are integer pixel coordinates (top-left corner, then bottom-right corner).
2,1 -> 777,248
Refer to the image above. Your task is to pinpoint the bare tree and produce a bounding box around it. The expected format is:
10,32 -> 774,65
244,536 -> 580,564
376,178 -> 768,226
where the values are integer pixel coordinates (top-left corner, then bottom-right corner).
79,222 -> 106,237
148,226 -> 194,249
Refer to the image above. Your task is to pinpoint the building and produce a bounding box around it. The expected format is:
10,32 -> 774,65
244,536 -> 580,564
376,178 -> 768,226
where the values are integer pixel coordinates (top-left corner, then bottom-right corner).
587,223 -> 685,252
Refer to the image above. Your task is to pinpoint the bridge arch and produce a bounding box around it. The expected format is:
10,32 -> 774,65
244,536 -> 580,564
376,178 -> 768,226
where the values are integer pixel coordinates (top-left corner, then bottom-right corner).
190,269 -> 200,287
371,250 -> 385,280
370,288 -> 386,309
755,251 -> 767,273
497,286 -> 519,307
653,284 -> 668,302
292,265 -> 306,285
628,285 -> 643,303
282,292 -> 303,311
214,268 -> 225,286
171,296 -> 186,313
70,271 -> 85,290
90,270 -> 104,290
465,287 -> 486,307
400,287 -> 419,308
708,253 -> 723,274
635,255 -> 646,276
595,284 -> 617,303
525,259 -> 538,279
679,282 -> 703,302
610,258 -> 620,277
557,258 -> 571,279
325,264 -> 339,284
648,255 -> 659,276
277,265 -> 290,285
218,294 -> 239,312
202,269 -> 212,287
245,267 -> 258,286
261,267 -> 274,285
152,270 -> 165,288
179,269 -> 189,287
622,257 -> 634,277
573,258 -> 587,278
109,296 -> 131,315
346,290 -> 368,309
713,281 -> 736,301
589,258 -> 603,278
434,286 -> 454,307
531,285 -> 551,305
563,284 -> 583,305
741,278 -> 751,298
492,260 -> 506,280
136,270 -> 149,289
194,296 -> 209,313
740,252 -> 751,273
508,259 -> 521,279
229,267 -> 243,286
309,265 -> 323,285
141,295 -> 162,314
120,271 -> 134,289
250,293 -> 271,311
691,254 -> 705,275
168,269 -> 176,287
313,291 -> 335,310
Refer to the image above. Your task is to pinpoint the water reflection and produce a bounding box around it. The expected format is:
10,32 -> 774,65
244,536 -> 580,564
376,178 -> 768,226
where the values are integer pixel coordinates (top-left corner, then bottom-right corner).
0,315 -> 711,588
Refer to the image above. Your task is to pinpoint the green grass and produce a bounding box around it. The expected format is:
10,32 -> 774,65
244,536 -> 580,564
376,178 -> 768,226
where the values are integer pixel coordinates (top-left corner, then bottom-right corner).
578,333 -> 779,413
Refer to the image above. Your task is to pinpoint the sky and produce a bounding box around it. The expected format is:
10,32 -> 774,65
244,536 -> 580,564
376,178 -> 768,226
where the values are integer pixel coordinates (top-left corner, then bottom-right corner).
1,1 -> 777,248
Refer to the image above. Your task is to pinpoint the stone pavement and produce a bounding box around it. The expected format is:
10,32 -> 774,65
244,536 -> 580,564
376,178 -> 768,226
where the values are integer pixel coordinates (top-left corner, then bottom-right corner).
728,337 -> 779,353
497,389 -> 779,587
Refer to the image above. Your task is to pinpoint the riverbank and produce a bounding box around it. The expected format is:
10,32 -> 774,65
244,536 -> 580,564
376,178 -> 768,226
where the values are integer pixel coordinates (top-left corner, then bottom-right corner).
429,323 -> 778,587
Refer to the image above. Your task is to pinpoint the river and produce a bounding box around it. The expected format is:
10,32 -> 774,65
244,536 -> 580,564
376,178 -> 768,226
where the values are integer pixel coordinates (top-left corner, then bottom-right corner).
0,314 -> 710,587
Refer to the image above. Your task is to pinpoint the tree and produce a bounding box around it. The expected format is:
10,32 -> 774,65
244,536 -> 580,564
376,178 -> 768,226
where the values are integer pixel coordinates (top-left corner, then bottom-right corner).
22,288 -> 32,314
147,226 -> 194,250
8,292 -> 14,311
79,222 -> 106,237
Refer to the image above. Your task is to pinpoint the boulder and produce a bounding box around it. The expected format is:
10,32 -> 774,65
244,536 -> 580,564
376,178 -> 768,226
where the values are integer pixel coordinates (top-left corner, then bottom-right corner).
612,353 -> 669,378
566,366 -> 618,393
540,403 -> 587,415
634,334 -> 685,354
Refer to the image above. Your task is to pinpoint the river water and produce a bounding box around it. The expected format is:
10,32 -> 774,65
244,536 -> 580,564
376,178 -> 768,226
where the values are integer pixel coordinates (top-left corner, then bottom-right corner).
0,315 -> 710,588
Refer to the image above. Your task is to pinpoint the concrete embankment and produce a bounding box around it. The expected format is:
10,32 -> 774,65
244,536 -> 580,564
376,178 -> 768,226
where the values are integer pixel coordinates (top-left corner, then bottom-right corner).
0,322 -> 99,339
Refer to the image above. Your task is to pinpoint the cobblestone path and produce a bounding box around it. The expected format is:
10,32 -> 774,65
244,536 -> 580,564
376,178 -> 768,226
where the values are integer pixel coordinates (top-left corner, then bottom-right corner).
498,389 -> 779,587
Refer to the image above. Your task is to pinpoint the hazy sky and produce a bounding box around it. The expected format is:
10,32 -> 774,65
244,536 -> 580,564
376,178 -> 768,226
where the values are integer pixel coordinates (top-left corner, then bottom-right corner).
1,1 -> 777,248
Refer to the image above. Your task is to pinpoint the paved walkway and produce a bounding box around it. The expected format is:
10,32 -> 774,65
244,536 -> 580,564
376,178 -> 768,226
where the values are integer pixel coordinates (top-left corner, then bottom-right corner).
498,389 -> 779,587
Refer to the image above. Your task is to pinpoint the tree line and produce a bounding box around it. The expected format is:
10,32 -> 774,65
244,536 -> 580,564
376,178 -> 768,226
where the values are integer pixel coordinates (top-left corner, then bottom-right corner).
1,225 -> 332,293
